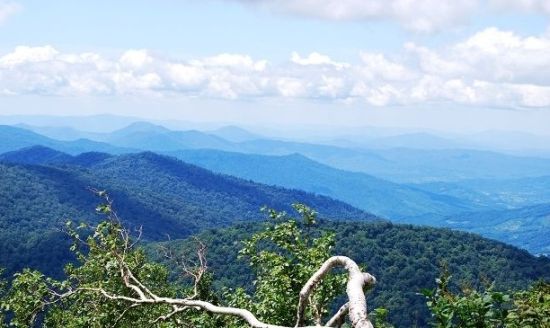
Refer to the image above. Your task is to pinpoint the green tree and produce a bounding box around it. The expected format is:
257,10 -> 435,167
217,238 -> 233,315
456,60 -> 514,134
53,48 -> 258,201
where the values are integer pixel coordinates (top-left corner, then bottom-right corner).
422,269 -> 550,328
1,196 -> 376,327
225,204 -> 347,326
506,281 -> 550,328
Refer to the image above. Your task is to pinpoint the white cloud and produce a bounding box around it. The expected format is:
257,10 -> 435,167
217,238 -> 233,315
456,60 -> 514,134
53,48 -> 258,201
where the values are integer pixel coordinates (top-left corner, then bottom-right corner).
232,0 -> 478,32
276,77 -> 308,97
408,28 -> 550,85
358,52 -> 416,81
119,49 -> 154,70
2,30 -> 550,109
0,45 -> 58,66
291,52 -> 349,69
0,0 -> 20,25
231,0 -> 550,32
193,53 -> 267,71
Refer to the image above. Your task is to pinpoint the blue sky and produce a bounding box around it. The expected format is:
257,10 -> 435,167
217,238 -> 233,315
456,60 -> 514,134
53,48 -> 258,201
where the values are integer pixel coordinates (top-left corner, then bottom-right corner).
1,0 -> 550,134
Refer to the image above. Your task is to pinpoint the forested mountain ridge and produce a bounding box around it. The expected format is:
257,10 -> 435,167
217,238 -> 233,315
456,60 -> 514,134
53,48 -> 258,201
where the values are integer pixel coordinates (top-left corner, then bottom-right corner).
0,143 -> 548,326
6,123 -> 550,183
0,150 -> 375,277
148,220 -> 550,327
441,203 -> 550,255
167,148 -> 490,219
2,145 -> 549,254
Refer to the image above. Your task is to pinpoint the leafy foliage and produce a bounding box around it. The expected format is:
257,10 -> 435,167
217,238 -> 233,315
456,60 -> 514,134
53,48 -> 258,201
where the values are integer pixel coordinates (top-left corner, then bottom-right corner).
422,270 -> 550,327
225,204 -> 345,326
1,219 -> 227,327
149,221 -> 550,326
1,198 -> 549,327
0,203 -> 367,327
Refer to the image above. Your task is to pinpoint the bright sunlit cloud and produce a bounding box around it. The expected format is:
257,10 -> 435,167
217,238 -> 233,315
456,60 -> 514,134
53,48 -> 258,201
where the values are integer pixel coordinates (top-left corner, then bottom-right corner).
227,0 -> 550,32
2,26 -> 550,109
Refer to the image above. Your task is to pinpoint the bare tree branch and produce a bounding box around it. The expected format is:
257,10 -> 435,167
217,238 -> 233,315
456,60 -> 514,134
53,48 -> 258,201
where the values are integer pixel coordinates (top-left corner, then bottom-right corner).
296,256 -> 376,328
54,192 -> 378,327
325,302 -> 349,327
49,255 -> 376,328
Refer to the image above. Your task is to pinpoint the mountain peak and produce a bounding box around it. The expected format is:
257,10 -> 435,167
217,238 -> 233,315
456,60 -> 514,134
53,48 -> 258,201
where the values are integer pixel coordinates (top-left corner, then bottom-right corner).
0,145 -> 72,165
113,121 -> 171,135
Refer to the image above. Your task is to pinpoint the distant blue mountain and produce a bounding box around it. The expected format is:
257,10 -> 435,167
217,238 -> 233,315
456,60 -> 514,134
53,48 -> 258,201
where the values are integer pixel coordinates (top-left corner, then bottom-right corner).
441,203 -> 550,255
15,124 -> 103,141
208,125 -> 262,142
166,149 -> 493,220
0,145 -> 113,167
10,122 -> 550,183
362,132 -> 463,149
0,125 -> 132,155
414,176 -> 550,209
0,145 -> 73,165
104,122 -> 236,151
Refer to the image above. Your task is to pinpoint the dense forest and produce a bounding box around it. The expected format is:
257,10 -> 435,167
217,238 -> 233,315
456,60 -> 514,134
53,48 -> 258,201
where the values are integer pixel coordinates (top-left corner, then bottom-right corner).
147,219 -> 550,326
0,149 -> 374,276
1,203 -> 548,327
3,127 -> 550,254
1,144 -> 549,326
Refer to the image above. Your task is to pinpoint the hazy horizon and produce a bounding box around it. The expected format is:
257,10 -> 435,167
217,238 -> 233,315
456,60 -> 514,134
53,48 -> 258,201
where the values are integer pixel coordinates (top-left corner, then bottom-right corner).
1,1 -> 550,136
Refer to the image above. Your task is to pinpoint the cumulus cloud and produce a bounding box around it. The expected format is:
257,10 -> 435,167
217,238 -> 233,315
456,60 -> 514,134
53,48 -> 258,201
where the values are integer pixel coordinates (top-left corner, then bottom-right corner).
2,28 -> 550,109
290,52 -> 349,69
407,28 -> 550,85
233,0 -> 478,32
230,0 -> 550,32
0,0 -> 20,25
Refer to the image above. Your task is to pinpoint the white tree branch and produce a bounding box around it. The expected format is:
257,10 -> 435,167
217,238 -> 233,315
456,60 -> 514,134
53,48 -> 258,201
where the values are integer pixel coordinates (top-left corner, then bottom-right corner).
296,256 -> 376,328
72,255 -> 376,328
325,302 -> 349,327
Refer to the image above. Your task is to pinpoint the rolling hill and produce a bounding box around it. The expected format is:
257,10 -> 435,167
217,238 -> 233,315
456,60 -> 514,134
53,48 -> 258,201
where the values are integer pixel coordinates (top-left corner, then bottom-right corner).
5,123 -> 550,183
166,149 -> 492,220
93,123 -> 550,182
440,203 -> 550,255
0,150 -> 375,276
102,122 -> 237,152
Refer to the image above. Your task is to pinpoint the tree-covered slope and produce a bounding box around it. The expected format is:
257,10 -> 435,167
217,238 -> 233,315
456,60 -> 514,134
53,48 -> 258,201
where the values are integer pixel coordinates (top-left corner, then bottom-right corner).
167,149 -> 491,220
0,145 -> 74,165
413,175 -> 550,209
441,203 -> 550,255
148,220 -> 550,327
0,151 -> 375,276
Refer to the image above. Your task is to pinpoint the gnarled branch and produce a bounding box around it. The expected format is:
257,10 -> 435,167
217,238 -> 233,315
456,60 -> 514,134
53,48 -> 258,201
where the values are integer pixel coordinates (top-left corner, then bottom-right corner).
296,256 -> 376,328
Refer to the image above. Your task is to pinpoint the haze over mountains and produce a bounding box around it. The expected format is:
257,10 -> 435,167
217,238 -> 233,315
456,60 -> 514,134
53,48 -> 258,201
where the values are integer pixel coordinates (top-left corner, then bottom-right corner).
1,114 -> 549,256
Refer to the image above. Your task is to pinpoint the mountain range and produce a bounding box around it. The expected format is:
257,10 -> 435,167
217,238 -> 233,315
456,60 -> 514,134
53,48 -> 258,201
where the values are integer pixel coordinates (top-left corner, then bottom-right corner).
1,121 -> 549,253
4,123 -> 550,183
1,119 -> 549,326
0,149 -> 374,276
